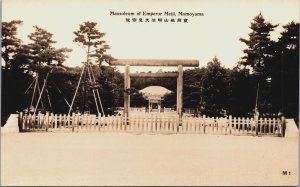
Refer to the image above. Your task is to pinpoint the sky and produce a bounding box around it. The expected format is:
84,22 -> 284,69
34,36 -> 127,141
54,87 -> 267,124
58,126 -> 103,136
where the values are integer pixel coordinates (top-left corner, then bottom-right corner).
2,0 -> 299,73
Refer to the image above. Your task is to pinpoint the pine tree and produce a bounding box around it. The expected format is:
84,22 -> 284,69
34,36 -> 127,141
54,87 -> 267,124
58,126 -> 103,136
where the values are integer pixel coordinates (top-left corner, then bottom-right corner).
1,20 -> 22,69
27,25 -> 72,66
73,21 -> 112,65
271,21 -> 299,117
239,13 -> 278,77
202,57 -> 230,116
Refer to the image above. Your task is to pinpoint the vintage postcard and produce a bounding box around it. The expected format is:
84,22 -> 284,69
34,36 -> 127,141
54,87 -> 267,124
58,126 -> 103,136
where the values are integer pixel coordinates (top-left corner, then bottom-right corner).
1,0 -> 299,186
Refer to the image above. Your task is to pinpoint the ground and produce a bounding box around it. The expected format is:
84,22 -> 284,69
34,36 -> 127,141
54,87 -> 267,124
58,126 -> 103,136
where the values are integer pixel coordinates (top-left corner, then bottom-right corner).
1,132 -> 298,186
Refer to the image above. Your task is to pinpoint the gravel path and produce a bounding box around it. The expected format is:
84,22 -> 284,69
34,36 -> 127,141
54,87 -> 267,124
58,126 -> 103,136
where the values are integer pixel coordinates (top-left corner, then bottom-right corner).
1,132 -> 298,186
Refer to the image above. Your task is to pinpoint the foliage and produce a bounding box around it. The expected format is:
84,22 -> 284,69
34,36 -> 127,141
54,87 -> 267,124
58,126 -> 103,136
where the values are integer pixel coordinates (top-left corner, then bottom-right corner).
18,65 -> 124,115
227,67 -> 257,116
96,66 -> 124,113
269,22 -> 299,117
1,68 -> 33,116
1,18 -> 299,122
183,57 -> 231,117
1,21 -> 72,121
1,20 -> 23,69
239,13 -> 278,76
239,13 -> 299,120
72,22 -> 115,114
27,25 -> 72,66
130,75 -> 177,108
202,57 -> 231,116
73,21 -> 112,65
183,68 -> 205,113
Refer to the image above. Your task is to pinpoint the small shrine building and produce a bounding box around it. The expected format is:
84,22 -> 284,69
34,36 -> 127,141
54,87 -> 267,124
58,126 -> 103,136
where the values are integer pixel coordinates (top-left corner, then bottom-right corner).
139,86 -> 172,113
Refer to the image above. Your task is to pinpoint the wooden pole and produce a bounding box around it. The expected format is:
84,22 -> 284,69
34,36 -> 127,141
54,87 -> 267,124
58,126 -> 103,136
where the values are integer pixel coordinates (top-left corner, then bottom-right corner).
86,65 -> 100,114
177,65 -> 183,118
33,72 -> 50,115
176,76 -> 179,113
130,72 -> 178,78
68,66 -> 86,116
72,112 -> 75,132
128,76 -> 131,116
45,112 -> 49,132
18,112 -> 23,132
29,75 -> 38,109
124,65 -> 130,117
281,116 -> 286,137
111,59 -> 199,67
254,114 -> 259,136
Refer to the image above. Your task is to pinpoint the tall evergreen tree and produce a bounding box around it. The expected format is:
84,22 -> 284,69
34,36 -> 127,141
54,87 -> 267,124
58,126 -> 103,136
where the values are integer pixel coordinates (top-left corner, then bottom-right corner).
1,20 -> 22,69
27,25 -> 72,67
202,57 -> 230,116
73,22 -> 113,114
183,68 -> 206,115
228,66 -> 256,116
271,21 -> 299,117
73,21 -> 112,65
239,13 -> 278,77
239,13 -> 279,116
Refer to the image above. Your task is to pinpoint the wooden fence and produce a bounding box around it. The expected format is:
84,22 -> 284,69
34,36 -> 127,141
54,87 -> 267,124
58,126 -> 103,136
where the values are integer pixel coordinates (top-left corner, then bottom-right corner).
18,112 -> 286,137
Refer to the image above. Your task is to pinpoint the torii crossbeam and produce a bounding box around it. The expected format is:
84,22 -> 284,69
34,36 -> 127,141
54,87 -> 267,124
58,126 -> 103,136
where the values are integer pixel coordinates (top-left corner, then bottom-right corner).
111,59 -> 199,117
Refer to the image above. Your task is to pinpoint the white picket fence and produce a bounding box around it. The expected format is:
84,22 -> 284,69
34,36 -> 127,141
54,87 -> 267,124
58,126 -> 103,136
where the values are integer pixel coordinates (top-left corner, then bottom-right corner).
18,112 -> 286,137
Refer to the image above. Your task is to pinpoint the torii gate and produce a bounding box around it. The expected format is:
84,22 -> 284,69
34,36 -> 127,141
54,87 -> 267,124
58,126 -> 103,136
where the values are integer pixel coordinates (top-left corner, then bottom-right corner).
110,59 -> 199,117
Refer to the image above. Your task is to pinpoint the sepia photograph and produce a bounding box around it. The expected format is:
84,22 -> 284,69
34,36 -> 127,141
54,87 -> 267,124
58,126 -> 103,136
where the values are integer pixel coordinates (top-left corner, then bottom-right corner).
1,0 -> 299,186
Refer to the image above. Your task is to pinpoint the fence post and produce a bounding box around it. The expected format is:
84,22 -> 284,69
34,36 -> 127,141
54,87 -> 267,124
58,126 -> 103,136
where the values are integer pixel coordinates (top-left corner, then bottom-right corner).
228,115 -> 232,135
98,113 -> 101,132
268,118 -> 271,134
131,115 -> 134,132
27,114 -> 32,131
178,114 -> 181,133
281,116 -> 286,137
146,115 -> 150,132
18,112 -> 23,132
203,115 -> 206,134
75,113 -> 79,132
124,114 -> 127,131
72,112 -> 75,132
254,115 -> 259,136
246,117 -> 250,133
198,117 -> 202,134
50,113 -> 54,129
241,117 -> 245,133
58,114 -> 62,129
62,114 -> 66,128
212,117 -> 216,133
32,114 -> 36,129
92,115 -> 96,130
54,114 -> 57,129
48,113 -> 52,129
45,112 -> 49,132
272,118 -> 275,134
37,113 -> 41,129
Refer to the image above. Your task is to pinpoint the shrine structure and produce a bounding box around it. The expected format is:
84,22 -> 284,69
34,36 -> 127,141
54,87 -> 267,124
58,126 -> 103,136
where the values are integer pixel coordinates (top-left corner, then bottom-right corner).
110,59 -> 199,117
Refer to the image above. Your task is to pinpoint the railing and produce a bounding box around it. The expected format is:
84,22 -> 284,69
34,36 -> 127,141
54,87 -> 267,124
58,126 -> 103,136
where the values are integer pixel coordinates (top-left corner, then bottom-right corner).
181,115 -> 285,136
130,107 -> 146,112
18,112 -> 286,137
129,107 -> 176,113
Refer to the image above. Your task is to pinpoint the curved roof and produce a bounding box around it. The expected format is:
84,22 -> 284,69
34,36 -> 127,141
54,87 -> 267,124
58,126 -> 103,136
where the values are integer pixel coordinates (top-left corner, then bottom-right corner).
139,86 -> 172,96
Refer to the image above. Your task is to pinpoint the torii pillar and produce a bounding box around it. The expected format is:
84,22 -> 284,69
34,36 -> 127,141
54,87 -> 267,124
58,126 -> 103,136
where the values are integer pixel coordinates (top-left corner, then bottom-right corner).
177,65 -> 183,117
111,59 -> 199,117
124,64 -> 130,116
